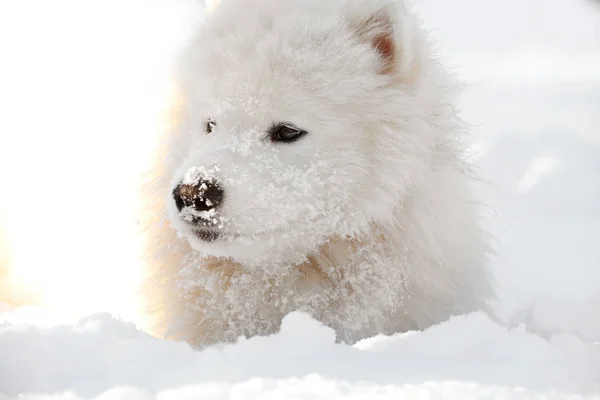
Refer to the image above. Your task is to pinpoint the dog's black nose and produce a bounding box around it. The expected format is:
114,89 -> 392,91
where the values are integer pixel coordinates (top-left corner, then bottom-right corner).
172,179 -> 224,213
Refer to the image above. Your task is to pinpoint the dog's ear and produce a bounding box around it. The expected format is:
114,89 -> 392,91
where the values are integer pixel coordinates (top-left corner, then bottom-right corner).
353,5 -> 399,75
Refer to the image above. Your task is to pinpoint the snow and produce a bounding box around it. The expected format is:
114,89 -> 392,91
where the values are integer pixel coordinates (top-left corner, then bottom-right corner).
1,0 -> 600,398
1,312 -> 598,398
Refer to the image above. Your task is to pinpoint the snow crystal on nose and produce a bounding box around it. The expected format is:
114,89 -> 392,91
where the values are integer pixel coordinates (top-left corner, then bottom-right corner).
177,165 -> 226,228
182,165 -> 221,186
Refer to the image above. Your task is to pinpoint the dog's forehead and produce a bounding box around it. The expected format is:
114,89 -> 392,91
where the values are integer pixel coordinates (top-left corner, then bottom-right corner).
199,25 -> 335,81
192,2 -> 376,84
190,34 -> 376,111
178,0 -> 395,126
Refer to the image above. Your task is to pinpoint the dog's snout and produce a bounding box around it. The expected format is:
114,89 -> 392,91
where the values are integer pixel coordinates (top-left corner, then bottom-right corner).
172,179 -> 224,213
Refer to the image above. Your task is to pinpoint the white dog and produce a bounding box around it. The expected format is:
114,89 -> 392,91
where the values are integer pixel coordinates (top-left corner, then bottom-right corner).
140,0 -> 494,348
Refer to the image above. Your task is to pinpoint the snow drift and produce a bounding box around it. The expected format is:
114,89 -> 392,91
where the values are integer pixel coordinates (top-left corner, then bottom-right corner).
1,310 -> 598,399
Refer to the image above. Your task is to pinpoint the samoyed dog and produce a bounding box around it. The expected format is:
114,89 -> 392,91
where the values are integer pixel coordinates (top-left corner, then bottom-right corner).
140,0 -> 494,348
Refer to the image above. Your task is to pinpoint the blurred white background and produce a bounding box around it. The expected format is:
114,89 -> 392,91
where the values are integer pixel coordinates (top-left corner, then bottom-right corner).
0,0 -> 202,323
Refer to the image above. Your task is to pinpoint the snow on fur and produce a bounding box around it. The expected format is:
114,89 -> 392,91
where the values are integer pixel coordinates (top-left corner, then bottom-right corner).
139,0 -> 493,349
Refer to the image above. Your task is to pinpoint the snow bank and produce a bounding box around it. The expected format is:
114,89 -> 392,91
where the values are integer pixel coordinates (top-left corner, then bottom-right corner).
1,311 -> 598,399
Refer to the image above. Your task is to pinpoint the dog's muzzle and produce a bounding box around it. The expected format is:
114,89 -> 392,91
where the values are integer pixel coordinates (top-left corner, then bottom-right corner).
172,176 -> 225,241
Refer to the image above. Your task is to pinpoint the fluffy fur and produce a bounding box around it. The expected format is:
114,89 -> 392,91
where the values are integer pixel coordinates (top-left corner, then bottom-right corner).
140,0 -> 495,348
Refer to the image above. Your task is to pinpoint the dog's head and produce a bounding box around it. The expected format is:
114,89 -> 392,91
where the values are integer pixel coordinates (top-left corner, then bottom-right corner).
166,0 -> 441,266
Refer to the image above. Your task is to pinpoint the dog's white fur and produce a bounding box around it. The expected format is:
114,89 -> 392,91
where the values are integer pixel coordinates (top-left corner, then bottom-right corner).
140,0 -> 494,348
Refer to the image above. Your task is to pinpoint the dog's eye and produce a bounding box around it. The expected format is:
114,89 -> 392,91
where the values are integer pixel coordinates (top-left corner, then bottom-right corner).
206,119 -> 216,134
269,123 -> 307,143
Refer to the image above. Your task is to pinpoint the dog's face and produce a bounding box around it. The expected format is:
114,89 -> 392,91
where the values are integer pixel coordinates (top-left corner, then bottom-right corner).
166,0 -> 430,266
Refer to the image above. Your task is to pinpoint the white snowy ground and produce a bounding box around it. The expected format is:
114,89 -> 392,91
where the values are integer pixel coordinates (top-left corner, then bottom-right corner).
1,0 -> 600,398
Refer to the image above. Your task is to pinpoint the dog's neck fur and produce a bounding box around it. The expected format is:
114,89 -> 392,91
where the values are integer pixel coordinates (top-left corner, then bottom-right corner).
181,226 -> 397,347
